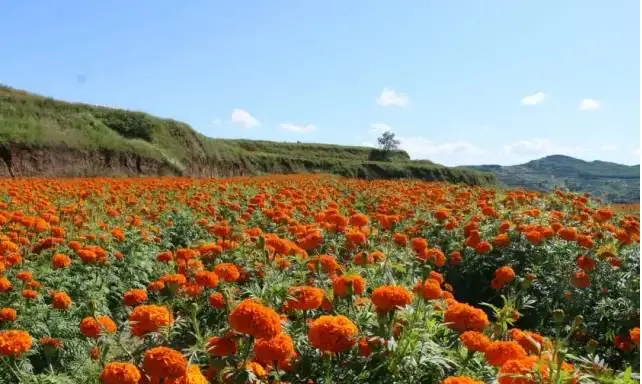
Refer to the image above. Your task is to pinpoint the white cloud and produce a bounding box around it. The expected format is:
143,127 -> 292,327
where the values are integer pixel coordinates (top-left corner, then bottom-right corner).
231,109 -> 260,129
633,147 -> 641,157
599,144 -> 618,152
280,123 -> 317,133
376,88 -> 410,107
504,138 -> 585,157
504,138 -> 553,155
578,98 -> 600,111
397,137 -> 484,159
521,92 -> 547,106
370,123 -> 392,134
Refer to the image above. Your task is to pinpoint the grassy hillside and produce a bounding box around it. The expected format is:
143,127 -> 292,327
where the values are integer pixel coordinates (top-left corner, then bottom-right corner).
467,155 -> 640,203
0,85 -> 494,184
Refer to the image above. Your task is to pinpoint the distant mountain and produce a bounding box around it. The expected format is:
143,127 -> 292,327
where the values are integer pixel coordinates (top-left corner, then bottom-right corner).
465,155 -> 640,203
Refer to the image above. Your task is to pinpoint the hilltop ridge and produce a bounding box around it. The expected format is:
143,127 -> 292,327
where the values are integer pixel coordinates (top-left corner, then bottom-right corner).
467,155 -> 640,202
0,85 -> 493,184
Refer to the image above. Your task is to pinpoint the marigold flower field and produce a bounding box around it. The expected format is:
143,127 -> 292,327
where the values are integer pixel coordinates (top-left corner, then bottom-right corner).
0,175 -> 639,383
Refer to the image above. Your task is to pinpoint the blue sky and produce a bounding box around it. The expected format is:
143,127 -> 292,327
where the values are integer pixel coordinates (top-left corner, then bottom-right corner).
0,1 -> 639,166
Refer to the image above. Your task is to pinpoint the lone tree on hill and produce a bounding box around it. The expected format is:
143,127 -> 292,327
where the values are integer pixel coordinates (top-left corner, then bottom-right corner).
377,131 -> 400,152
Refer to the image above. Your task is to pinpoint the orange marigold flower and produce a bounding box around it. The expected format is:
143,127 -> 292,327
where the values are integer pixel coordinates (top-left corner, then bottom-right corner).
474,241 -> 492,254
459,331 -> 491,353
358,337 -> 374,357
181,283 -> 204,298
0,329 -> 32,357
498,356 -> 549,384
571,270 -> 590,289
608,257 -> 622,268
308,254 -> 341,274
161,273 -> 187,287
393,233 -> 408,246
594,208 -> 614,223
308,315 -> 358,353
101,362 -> 141,384
419,248 -> 446,267
525,230 -> 544,245
287,286 -> 325,311
123,289 -> 148,306
434,209 -> 450,221
147,280 -> 165,292
444,301 -> 489,332
345,229 -> 367,247
484,341 -> 527,367
246,361 -> 267,378
442,376 -> 484,384
80,316 -> 116,338
22,289 -> 38,299
143,346 -> 187,379
0,307 -> 17,322
371,285 -> 412,313
77,249 -> 97,264
166,364 -> 209,384
52,253 -> 72,268
253,333 -> 296,365
194,271 -> 219,289
332,274 -> 366,297
229,299 -> 282,339
16,271 -> 32,281
576,255 -> 596,272
429,271 -> 445,284
370,250 -> 386,262
576,234 -> 593,249
350,213 -> 369,227
492,266 -> 516,289
213,263 -> 240,282
157,250 -> 174,262
614,335 -> 634,352
493,233 -> 511,248
411,237 -> 428,252
422,279 -> 443,300
51,291 -> 72,310
39,337 -> 62,349
99,315 -> 117,333
354,251 -> 374,266
559,227 -> 577,241
207,335 -> 237,357
509,329 -> 547,354
208,292 -> 227,309
450,251 -> 463,265
128,305 -> 173,337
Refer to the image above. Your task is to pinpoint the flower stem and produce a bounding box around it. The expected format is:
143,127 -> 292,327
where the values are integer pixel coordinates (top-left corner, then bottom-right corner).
323,353 -> 333,384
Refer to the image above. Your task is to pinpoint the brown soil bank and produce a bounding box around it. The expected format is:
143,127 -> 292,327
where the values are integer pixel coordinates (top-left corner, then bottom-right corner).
0,144 -> 262,178
0,144 -> 499,186
0,145 -> 174,177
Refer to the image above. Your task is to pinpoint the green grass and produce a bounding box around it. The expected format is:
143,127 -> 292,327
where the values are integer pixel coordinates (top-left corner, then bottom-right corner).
0,84 -> 495,184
